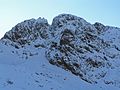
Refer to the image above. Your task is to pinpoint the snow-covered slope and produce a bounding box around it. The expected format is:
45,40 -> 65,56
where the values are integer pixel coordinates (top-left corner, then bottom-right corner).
0,14 -> 120,90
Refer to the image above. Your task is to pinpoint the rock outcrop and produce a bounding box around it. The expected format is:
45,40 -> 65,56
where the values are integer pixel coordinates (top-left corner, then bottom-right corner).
1,14 -> 120,86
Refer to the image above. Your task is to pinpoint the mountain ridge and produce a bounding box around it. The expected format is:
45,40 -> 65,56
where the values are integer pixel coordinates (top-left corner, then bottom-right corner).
0,14 -> 120,90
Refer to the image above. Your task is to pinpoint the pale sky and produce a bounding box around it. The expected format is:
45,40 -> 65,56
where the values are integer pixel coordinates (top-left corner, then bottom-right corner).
0,0 -> 120,38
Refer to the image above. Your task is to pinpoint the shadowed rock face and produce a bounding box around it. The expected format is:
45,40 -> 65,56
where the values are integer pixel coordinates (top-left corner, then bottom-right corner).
2,18 -> 49,47
1,14 -> 120,85
45,14 -> 111,83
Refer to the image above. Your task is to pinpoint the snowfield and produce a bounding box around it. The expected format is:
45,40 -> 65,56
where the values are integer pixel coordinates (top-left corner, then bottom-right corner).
0,45 -> 119,90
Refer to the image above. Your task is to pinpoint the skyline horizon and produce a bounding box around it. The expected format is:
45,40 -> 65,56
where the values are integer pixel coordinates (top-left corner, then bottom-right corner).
0,0 -> 120,39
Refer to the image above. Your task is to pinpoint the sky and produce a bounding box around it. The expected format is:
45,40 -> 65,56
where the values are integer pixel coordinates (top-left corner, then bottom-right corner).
0,0 -> 120,38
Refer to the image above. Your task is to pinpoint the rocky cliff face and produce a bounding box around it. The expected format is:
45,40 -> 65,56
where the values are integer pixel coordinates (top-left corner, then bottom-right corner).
2,18 -> 49,48
1,14 -> 120,87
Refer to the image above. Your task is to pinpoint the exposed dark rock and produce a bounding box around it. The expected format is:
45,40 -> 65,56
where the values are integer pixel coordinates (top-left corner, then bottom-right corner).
1,14 -> 120,86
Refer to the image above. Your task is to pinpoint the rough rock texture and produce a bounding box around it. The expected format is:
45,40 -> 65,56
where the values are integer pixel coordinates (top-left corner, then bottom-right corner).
1,14 -> 120,86
2,18 -> 49,48
46,14 -> 111,83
